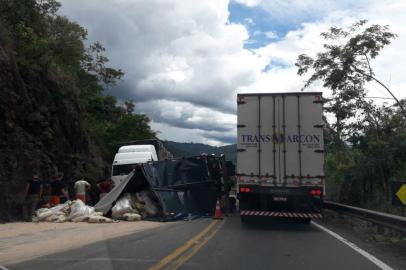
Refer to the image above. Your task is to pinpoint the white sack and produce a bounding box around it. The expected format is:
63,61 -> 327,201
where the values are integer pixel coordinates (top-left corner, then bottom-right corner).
88,216 -> 113,223
112,193 -> 138,219
68,200 -> 95,220
123,213 -> 141,221
136,191 -> 158,216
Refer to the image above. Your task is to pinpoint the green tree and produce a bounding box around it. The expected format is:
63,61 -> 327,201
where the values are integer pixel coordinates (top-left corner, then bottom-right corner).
0,0 -> 156,176
124,100 -> 135,115
295,20 -> 404,130
296,20 -> 406,212
82,42 -> 124,86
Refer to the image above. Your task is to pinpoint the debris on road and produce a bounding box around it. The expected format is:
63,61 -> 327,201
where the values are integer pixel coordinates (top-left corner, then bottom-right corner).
123,213 -> 142,221
95,156 -> 232,221
111,193 -> 139,219
32,200 -> 115,223
31,156 -> 233,224
68,200 -> 95,220
87,215 -> 114,223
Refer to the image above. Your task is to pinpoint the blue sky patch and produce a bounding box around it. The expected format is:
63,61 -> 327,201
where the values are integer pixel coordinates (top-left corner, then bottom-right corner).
261,59 -> 290,72
228,2 -> 298,49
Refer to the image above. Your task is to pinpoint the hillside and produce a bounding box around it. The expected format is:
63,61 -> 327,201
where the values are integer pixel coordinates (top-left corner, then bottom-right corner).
0,1 -> 155,221
163,141 -> 237,163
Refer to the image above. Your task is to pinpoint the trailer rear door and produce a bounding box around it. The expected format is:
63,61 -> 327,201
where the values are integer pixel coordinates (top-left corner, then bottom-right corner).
237,93 -> 324,187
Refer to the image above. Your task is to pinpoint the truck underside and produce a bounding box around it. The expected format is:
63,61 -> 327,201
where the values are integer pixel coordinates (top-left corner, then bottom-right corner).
238,186 -> 323,223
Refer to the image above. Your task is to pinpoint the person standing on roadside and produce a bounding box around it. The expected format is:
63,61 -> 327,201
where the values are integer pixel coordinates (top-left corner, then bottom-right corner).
97,178 -> 113,200
74,178 -> 90,203
40,182 -> 51,208
22,171 -> 43,221
50,173 -> 69,206
58,173 -> 69,203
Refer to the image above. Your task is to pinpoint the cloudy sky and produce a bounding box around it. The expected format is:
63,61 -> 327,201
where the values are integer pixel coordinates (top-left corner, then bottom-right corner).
59,0 -> 406,146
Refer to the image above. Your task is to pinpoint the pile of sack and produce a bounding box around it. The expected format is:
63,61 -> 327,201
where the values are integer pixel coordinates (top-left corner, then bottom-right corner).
33,189 -> 162,223
33,200 -> 115,223
111,191 -> 159,221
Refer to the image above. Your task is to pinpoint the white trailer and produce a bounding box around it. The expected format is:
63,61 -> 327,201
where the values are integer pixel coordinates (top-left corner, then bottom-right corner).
237,92 -> 324,223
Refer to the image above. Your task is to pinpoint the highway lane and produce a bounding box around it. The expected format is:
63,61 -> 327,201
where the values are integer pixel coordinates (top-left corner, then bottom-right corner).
179,217 -> 386,270
7,215 -> 392,270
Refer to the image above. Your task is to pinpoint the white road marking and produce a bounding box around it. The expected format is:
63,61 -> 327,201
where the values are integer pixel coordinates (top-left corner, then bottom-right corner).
311,221 -> 394,270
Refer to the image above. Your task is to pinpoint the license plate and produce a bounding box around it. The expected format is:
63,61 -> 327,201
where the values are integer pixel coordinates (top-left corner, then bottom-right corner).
273,196 -> 288,202
269,189 -> 291,195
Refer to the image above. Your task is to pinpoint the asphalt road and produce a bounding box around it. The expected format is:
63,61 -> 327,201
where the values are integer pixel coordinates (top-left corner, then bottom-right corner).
7,215 -> 392,270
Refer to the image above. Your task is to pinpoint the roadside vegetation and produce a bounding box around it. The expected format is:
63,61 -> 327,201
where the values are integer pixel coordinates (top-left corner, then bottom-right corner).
0,0 -> 155,220
1,0 -> 405,219
0,0 -> 155,160
296,20 -> 406,214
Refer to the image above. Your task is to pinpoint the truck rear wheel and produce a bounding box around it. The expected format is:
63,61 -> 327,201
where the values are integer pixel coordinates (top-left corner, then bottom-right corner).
229,197 -> 236,213
299,218 -> 311,224
240,215 -> 251,224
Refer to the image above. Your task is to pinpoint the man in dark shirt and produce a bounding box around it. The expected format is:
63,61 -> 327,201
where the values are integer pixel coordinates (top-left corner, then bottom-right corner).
23,172 -> 43,221
50,173 -> 68,206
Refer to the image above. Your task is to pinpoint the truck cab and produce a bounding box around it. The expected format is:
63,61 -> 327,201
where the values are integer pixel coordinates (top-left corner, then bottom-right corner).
111,145 -> 158,186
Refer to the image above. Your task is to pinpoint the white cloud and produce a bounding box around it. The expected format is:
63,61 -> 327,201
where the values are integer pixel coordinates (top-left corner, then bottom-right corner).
236,0 -> 373,22
59,0 -> 267,145
264,31 -> 278,39
59,0 -> 406,145
234,0 -> 263,7
241,1 -> 406,103
243,17 -> 255,25
137,100 -> 237,132
252,30 -> 279,40
151,122 -> 235,146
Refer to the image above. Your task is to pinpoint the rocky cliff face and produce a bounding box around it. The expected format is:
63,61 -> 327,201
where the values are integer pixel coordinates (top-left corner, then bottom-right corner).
0,41 -> 105,221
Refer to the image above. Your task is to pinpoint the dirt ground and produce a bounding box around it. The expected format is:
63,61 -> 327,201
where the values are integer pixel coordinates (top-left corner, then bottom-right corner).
0,221 -> 167,266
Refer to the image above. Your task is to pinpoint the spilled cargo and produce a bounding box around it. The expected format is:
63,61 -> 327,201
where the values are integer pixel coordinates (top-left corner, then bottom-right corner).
95,156 -> 231,221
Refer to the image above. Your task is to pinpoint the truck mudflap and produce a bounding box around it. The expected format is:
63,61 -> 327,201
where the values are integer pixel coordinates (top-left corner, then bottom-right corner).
240,210 -> 322,219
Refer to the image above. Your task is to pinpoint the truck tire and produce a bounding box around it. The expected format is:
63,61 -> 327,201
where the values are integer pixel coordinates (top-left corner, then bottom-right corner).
229,197 -> 236,213
240,215 -> 250,224
299,218 -> 311,224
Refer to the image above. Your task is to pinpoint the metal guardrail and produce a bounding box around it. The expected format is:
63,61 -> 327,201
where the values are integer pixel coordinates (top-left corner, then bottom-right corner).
323,201 -> 406,234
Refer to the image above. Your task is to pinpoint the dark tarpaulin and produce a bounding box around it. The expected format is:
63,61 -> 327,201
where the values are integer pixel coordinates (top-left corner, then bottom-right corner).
225,161 -> 235,176
94,168 -> 162,216
146,157 -> 217,217
95,157 -> 218,219
94,171 -> 136,215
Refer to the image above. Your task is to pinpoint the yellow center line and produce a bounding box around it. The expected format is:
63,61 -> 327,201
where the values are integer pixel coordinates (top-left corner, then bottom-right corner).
168,219 -> 225,270
148,219 -> 220,270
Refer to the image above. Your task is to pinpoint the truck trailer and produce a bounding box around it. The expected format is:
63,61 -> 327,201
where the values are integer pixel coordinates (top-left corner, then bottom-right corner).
237,92 -> 324,223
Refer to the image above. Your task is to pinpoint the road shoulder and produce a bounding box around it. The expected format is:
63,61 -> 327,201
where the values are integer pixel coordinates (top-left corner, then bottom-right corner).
316,218 -> 406,270
0,221 -> 167,266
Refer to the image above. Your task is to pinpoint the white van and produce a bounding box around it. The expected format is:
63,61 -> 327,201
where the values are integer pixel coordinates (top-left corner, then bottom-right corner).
111,145 -> 158,186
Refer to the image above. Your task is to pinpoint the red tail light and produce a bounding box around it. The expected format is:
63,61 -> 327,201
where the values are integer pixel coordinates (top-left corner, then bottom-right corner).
310,189 -> 322,196
239,187 -> 252,193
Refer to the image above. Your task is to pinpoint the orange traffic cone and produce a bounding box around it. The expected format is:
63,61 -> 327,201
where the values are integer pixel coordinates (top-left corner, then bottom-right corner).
213,199 -> 223,220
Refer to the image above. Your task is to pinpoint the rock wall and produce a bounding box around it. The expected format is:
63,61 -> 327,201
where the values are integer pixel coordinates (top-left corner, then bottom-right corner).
0,42 -> 105,221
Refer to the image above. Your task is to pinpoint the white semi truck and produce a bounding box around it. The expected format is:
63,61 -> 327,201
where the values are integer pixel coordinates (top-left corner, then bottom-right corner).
111,139 -> 173,186
237,92 -> 324,223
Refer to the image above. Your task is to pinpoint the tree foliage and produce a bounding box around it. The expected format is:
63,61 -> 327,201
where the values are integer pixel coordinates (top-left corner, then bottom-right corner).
296,20 -> 406,213
296,20 -> 404,124
0,0 -> 155,163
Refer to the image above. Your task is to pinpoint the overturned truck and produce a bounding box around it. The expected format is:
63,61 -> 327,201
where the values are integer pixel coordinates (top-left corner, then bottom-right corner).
95,156 -> 230,221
